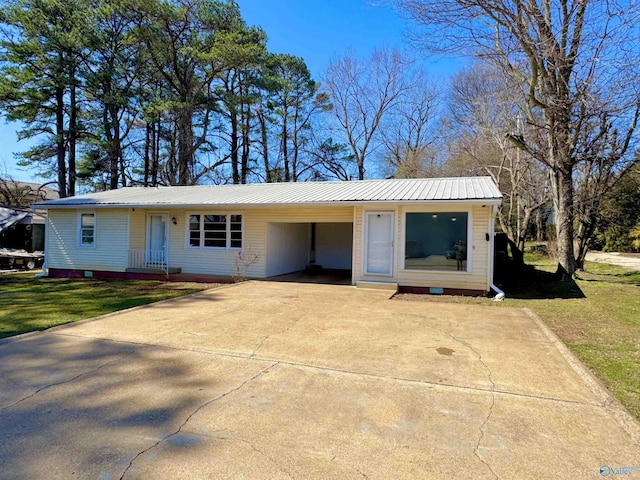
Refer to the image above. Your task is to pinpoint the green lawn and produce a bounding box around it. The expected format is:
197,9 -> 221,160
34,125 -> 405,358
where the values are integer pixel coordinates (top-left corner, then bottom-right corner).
0,272 -> 215,339
397,255 -> 640,421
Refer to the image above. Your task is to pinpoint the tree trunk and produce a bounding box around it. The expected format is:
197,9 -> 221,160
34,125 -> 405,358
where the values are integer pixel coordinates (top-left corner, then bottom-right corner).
575,214 -> 597,270
153,118 -> 160,186
552,167 -> 577,279
55,84 -> 67,198
534,209 -> 546,241
176,110 -> 194,185
241,100 -> 250,184
105,104 -> 119,190
282,113 -> 290,182
258,109 -> 271,182
68,70 -> 77,197
357,155 -> 365,180
144,122 -> 151,187
230,107 -> 240,184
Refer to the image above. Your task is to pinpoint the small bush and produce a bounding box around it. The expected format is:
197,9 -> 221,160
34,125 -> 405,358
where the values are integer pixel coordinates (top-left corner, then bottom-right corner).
233,247 -> 260,282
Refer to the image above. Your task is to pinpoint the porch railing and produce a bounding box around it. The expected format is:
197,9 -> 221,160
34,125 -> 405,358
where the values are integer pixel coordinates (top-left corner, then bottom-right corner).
128,249 -> 168,275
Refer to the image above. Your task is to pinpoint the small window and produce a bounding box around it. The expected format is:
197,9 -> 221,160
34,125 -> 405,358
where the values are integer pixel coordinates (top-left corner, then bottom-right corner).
187,214 -> 242,249
230,214 -> 242,249
189,215 -> 201,247
79,213 -> 95,247
404,212 -> 468,272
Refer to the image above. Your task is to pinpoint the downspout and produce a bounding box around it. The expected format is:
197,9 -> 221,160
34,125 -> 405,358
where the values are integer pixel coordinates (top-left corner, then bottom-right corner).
35,209 -> 48,278
488,205 -> 505,301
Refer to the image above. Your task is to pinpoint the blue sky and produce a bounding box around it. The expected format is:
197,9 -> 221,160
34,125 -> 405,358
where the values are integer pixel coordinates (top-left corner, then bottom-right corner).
0,0 -> 463,183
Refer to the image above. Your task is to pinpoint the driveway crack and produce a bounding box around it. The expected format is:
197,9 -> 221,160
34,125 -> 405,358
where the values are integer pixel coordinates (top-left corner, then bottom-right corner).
251,316 -> 302,359
0,350 -> 135,410
356,467 -> 370,479
446,329 -> 499,480
236,438 -> 294,479
118,362 -> 278,480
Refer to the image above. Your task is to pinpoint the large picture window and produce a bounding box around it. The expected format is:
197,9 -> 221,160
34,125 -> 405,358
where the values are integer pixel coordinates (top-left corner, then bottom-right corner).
404,212 -> 468,272
188,214 -> 243,249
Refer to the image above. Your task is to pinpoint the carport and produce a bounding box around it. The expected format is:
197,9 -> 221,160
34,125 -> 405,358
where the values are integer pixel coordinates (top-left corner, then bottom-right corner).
265,221 -> 353,281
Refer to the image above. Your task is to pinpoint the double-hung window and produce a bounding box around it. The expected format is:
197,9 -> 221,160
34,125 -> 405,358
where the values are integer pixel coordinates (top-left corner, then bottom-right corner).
188,214 -> 243,249
78,212 -> 96,247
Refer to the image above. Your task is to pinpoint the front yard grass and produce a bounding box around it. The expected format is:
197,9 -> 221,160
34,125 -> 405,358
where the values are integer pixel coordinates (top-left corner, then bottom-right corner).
396,256 -> 640,421
0,272 -> 215,339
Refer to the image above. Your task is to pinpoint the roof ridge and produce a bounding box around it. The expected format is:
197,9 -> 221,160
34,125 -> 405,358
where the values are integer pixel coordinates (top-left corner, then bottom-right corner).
119,176 -> 494,190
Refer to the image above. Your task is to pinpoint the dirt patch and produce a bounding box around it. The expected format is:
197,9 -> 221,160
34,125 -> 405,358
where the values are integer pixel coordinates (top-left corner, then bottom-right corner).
163,282 -> 222,291
393,293 -> 490,305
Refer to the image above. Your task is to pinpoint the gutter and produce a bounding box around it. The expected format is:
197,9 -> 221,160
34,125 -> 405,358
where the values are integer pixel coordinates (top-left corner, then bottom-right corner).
33,198 -> 504,210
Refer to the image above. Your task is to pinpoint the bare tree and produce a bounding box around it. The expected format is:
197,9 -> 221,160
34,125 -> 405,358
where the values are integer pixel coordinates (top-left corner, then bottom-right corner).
324,48 -> 415,180
447,63 -> 549,266
573,104 -> 640,268
0,176 -> 57,206
398,0 -> 640,279
380,74 -> 441,178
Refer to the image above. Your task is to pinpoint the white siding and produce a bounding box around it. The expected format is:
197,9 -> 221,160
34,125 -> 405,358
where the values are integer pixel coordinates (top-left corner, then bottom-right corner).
353,204 -> 493,292
47,208 -> 129,272
316,223 -> 353,270
266,223 -> 309,276
353,206 -> 364,280
151,205 -> 354,277
129,209 -> 146,251
46,202 -> 493,291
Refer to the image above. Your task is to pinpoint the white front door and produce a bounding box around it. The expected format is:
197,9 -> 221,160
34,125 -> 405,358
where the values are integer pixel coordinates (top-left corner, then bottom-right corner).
147,214 -> 167,265
364,212 -> 394,276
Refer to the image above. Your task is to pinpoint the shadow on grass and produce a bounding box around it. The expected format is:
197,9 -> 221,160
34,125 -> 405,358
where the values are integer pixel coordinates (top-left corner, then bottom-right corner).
576,269 -> 640,286
499,265 -> 586,300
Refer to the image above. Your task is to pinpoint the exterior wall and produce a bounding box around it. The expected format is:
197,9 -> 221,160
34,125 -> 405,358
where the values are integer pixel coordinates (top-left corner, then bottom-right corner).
129,208 -> 146,251
316,222 -> 353,270
141,205 -> 354,277
265,223 -> 309,277
353,204 -> 493,292
46,202 -> 493,292
46,208 -> 129,272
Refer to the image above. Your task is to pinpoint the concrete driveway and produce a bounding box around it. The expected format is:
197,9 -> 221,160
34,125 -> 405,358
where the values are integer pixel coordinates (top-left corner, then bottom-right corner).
0,281 -> 638,479
586,251 -> 640,271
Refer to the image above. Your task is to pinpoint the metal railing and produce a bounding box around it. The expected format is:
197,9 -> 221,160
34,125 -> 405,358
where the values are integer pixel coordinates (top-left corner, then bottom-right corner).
128,249 -> 168,275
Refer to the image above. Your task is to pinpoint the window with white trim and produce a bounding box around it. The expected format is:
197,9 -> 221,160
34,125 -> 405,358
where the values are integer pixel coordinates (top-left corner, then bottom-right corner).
188,214 -> 243,249
78,212 -> 95,247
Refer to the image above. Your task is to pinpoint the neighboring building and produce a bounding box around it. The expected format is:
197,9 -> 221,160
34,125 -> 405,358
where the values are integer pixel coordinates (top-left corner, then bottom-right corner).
0,179 -> 58,206
34,177 -> 503,295
0,205 -> 46,252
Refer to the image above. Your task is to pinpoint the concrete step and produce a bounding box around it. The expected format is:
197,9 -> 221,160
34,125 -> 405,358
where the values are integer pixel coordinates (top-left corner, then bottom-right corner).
356,280 -> 398,291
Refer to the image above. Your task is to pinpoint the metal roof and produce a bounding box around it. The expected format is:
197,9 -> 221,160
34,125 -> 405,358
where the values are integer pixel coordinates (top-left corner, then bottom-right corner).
0,206 -> 30,233
34,177 -> 503,208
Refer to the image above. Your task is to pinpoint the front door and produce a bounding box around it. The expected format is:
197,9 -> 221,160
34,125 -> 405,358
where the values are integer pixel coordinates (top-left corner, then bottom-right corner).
364,211 -> 394,276
147,214 -> 167,266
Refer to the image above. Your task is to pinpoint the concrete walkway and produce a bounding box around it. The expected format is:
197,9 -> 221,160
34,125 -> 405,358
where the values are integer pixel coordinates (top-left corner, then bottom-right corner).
0,281 -> 638,479
586,251 -> 640,271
